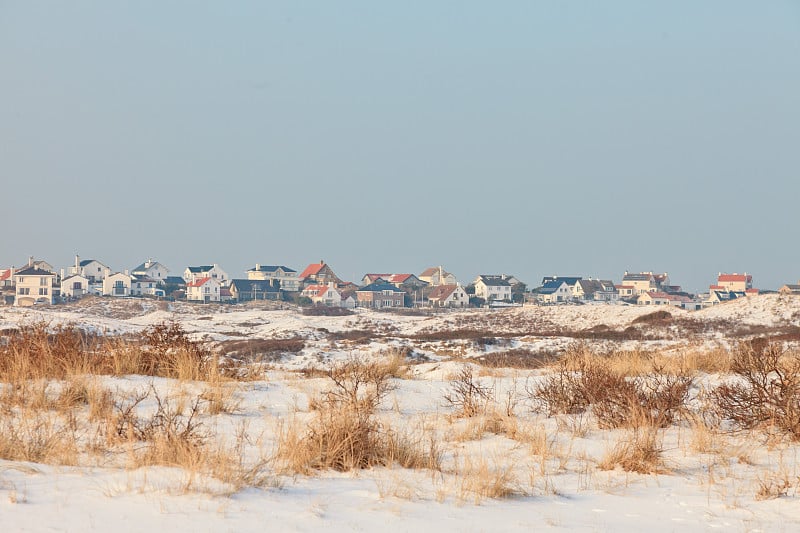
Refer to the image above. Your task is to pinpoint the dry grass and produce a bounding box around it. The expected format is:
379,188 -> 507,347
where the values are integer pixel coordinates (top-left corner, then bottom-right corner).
276,356 -> 440,474
453,456 -> 524,503
599,428 -> 666,474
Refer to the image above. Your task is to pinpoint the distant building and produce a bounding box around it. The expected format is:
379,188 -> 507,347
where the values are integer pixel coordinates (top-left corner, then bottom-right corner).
419,266 -> 457,287
473,275 -> 513,302
13,261 -> 58,306
186,277 -> 222,303
355,281 -> 405,309
132,259 -> 170,284
246,264 -> 299,291
229,279 -> 281,301
428,284 -> 469,308
183,264 -> 229,286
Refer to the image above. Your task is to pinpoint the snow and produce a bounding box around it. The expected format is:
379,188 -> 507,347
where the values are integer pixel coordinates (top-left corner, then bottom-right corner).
2,295 -> 800,531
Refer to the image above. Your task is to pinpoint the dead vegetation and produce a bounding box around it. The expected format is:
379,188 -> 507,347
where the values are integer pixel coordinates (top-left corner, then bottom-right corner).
711,339 -> 800,439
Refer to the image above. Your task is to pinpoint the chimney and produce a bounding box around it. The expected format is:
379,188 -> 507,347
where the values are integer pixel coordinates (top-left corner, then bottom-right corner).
60,268 -> 65,280
75,255 -> 80,269
124,269 -> 129,276
255,263 -> 260,271
28,256 -> 34,267
105,267 -> 111,278
146,258 -> 153,268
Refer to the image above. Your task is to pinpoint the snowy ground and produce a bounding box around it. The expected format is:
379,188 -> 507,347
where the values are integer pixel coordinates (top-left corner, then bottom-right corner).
2,295 -> 800,531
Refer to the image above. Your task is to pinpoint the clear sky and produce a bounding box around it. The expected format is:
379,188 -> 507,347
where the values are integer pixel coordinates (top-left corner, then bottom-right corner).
2,1 -> 799,292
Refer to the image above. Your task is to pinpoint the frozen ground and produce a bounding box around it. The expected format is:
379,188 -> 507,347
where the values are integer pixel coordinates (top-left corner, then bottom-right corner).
2,295 -> 800,531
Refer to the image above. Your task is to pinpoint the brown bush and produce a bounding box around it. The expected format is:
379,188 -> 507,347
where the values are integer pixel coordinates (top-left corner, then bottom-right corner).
444,365 -> 494,417
711,339 -> 800,439
302,306 -> 353,317
632,310 -> 673,324
475,348 -> 556,369
529,354 -> 692,429
277,357 -> 439,473
219,337 -> 305,359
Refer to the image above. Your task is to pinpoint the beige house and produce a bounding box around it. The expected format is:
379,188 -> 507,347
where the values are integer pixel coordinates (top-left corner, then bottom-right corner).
621,272 -> 669,295
13,264 -> 58,306
780,284 -> 800,295
428,284 -> 468,308
246,264 -> 299,291
419,266 -> 457,286
716,273 -> 753,292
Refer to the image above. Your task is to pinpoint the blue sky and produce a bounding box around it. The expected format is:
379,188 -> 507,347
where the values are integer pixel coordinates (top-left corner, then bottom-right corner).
2,2 -> 799,292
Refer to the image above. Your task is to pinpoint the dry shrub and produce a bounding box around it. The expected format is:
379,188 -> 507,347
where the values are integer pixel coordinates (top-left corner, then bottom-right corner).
599,428 -> 666,474
632,310 -> 672,324
0,322 -> 221,382
711,340 -> 800,439
474,348 -> 555,370
277,356 -> 439,473
454,456 -> 523,503
529,351 -> 692,429
302,306 -> 353,317
0,410 -> 78,464
755,470 -> 792,500
444,365 -> 494,418
219,337 -> 305,360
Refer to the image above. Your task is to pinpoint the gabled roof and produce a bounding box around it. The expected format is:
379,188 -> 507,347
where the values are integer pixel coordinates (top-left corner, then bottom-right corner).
429,284 -> 461,301
542,276 -> 582,286
477,275 -> 511,287
0,269 -> 11,281
303,284 -> 335,297
13,266 -> 56,277
164,276 -> 186,285
299,262 -> 326,279
420,267 -> 453,278
539,280 -> 568,294
357,281 -> 404,293
187,277 -> 213,288
133,261 -> 168,273
61,274 -> 88,282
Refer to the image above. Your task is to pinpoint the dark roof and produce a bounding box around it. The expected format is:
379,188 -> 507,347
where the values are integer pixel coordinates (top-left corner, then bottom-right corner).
357,281 -> 404,293
79,259 -> 99,267
187,265 -> 214,273
230,279 -> 280,293
539,280 -> 567,294
478,275 -> 511,287
133,261 -> 166,273
164,276 -> 186,285
247,265 -> 297,274
541,276 -> 582,286
622,273 -> 652,282
14,266 -> 56,277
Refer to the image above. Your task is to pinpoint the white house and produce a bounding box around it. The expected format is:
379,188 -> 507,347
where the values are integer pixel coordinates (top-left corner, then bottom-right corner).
130,277 -> 165,297
428,284 -> 469,308
132,259 -> 170,284
68,256 -> 109,283
61,274 -> 90,299
186,277 -> 222,302
302,283 -> 353,308
473,275 -> 513,302
13,263 -> 58,306
537,281 -> 573,304
184,264 -> 229,286
102,272 -> 133,297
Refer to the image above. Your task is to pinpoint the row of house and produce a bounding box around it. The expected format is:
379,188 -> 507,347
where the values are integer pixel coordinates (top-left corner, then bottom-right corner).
0,256 -> 781,311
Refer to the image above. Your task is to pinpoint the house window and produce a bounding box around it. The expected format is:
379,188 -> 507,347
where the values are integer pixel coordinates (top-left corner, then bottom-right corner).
39,288 -> 48,295
40,277 -> 47,286
19,288 -> 30,295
